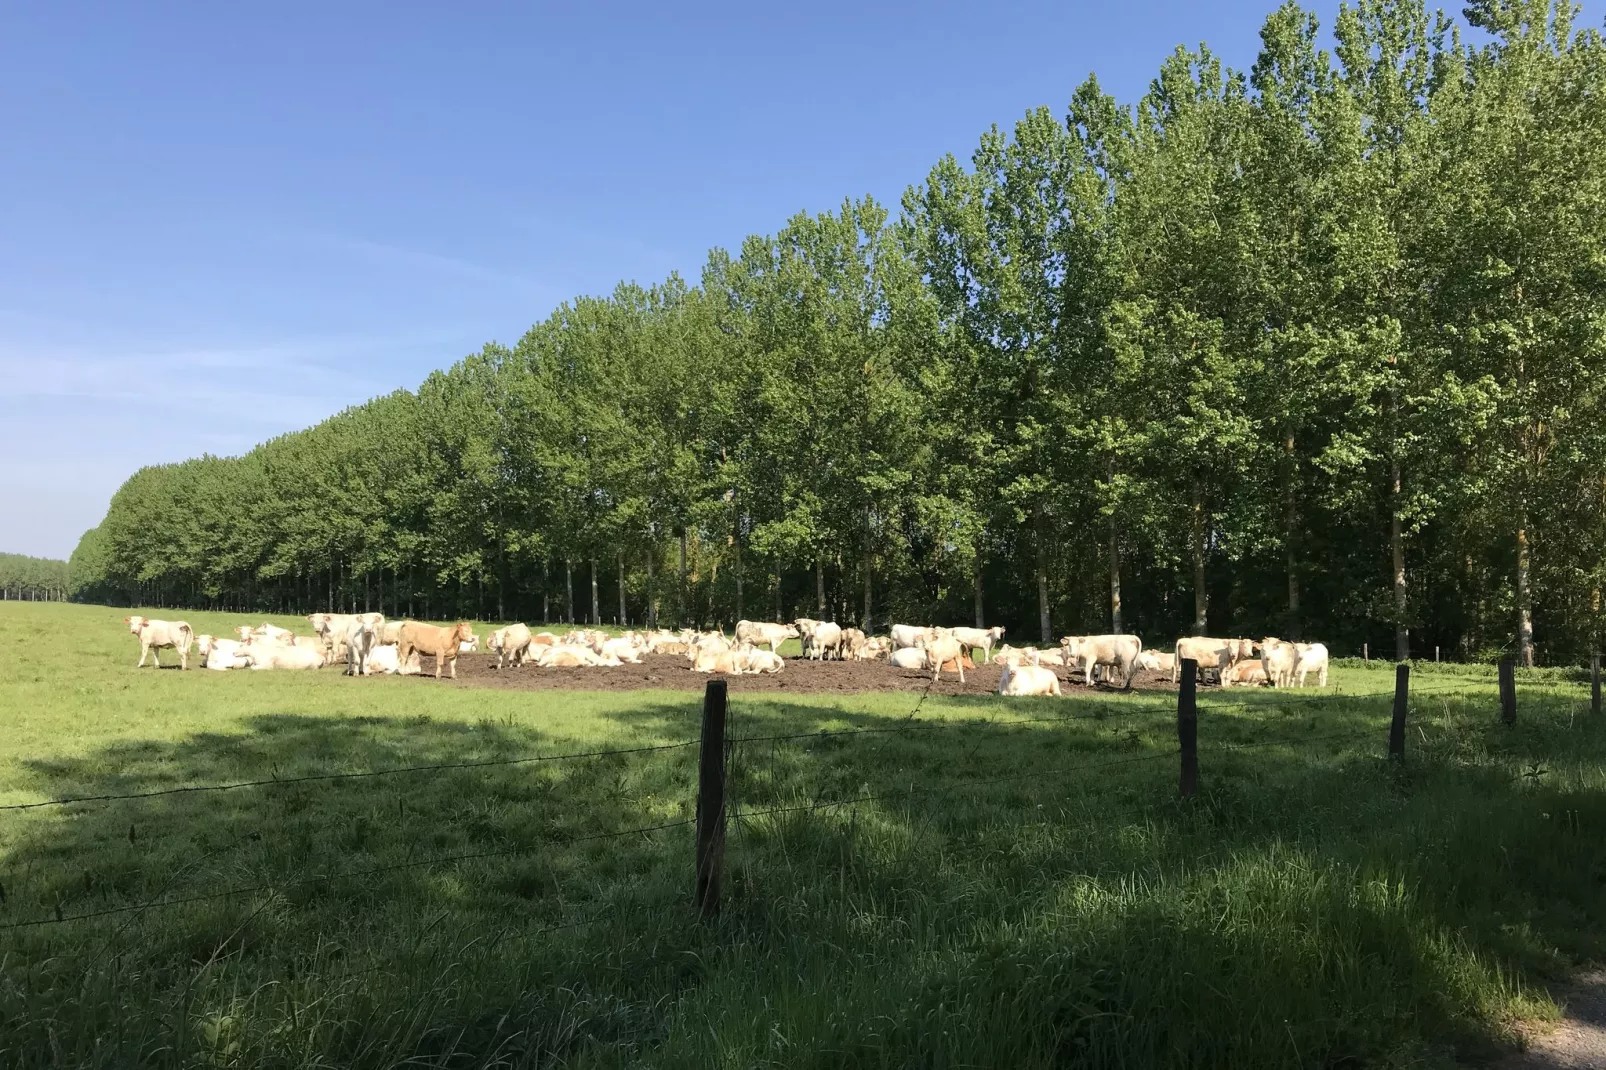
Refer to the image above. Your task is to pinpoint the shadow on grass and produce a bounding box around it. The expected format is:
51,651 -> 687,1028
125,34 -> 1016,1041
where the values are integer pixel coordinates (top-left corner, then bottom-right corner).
0,691 -> 1602,1068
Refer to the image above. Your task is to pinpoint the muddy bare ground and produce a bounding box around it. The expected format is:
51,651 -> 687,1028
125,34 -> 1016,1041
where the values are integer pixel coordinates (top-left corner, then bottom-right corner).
397,652 -> 1186,697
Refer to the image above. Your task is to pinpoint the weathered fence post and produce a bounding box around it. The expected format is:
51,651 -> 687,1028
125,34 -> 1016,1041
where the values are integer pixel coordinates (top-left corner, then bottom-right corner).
1498,658 -> 1516,726
1435,645 -> 1440,663
1592,655 -> 1600,718
1363,642 -> 1369,662
695,679 -> 728,918
1389,662 -> 1410,759
1178,658 -> 1198,798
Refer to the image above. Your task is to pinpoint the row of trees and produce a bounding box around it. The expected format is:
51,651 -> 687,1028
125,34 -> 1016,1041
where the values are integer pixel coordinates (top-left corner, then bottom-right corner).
71,1 -> 1606,664
0,554 -> 70,601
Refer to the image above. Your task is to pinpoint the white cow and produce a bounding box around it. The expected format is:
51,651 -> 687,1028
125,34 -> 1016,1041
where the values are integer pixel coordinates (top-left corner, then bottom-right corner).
1136,649 -> 1175,674
735,620 -> 798,653
125,615 -> 193,670
920,633 -> 966,684
244,644 -> 326,671
738,648 -> 785,674
1258,638 -> 1300,688
1294,642 -> 1330,688
998,662 -> 1062,697
343,612 -> 385,676
1062,634 -> 1143,690
889,647 -> 929,670
489,624 -> 534,669
889,624 -> 936,650
809,622 -> 844,661
599,637 -> 643,664
951,626 -> 1006,664
195,635 -> 248,670
1173,637 -> 1257,684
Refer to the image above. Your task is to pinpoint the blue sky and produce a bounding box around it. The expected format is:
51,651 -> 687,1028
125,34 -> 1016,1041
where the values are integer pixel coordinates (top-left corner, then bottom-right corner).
3,0 -> 1573,559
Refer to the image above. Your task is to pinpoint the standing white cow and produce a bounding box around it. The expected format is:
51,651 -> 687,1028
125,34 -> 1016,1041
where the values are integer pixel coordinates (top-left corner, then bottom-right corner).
343,612 -> 385,676
919,633 -> 966,685
488,624 -> 534,669
1294,642 -> 1330,687
809,622 -> 844,661
951,626 -> 1006,664
125,616 -> 194,670
735,620 -> 798,653
1258,638 -> 1300,688
1061,634 -> 1143,690
889,624 -> 937,650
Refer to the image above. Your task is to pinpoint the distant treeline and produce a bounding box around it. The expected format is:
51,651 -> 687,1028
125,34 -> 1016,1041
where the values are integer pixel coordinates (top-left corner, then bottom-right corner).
1,553 -> 69,601
69,1 -> 1606,665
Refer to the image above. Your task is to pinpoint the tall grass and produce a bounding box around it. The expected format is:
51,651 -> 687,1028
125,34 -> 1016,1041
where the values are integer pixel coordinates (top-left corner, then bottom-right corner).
1,602 -> 1602,1067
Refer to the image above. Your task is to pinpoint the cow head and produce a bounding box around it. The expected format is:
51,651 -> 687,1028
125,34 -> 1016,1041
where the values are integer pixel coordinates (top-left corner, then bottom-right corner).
124,615 -> 146,634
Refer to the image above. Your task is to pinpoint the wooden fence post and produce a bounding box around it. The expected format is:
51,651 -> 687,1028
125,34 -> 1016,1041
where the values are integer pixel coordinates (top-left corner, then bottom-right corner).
1592,655 -> 1600,718
1389,662 -> 1410,759
1178,658 -> 1198,798
695,679 -> 728,918
1363,642 -> 1369,662
1498,658 -> 1516,726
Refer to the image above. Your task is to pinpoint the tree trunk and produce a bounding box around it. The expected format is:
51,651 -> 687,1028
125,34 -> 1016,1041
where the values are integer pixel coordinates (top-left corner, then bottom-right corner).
1391,457 -> 1409,661
1108,515 -> 1123,634
1284,430 -> 1300,639
734,542 -> 744,623
816,557 -> 827,620
862,543 -> 873,633
1516,508 -> 1535,667
1034,503 -> 1051,643
565,559 -> 574,625
590,558 -> 600,626
618,553 -> 627,626
646,549 -> 657,628
497,544 -> 507,622
773,573 -> 782,623
1192,488 -> 1208,634
973,544 -> 985,628
542,560 -> 550,624
678,530 -> 688,626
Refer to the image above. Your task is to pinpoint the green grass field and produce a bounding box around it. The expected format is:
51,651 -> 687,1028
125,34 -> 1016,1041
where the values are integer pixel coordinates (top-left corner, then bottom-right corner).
2,602 -> 1603,1068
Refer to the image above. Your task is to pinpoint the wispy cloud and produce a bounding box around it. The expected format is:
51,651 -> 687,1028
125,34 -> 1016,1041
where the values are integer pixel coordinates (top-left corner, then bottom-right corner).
272,227 -> 557,296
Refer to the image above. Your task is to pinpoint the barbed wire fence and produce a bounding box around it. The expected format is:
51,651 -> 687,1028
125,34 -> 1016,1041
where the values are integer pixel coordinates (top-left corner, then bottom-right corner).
0,654 -> 1593,934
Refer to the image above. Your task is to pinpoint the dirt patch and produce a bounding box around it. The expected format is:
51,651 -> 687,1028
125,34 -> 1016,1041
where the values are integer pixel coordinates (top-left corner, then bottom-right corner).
1496,971 -> 1606,1069
397,652 -> 1187,697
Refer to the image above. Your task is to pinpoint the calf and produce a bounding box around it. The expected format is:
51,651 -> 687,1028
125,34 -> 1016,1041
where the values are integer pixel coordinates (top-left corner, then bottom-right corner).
920,633 -> 966,685
125,615 -> 193,670
396,621 -> 475,679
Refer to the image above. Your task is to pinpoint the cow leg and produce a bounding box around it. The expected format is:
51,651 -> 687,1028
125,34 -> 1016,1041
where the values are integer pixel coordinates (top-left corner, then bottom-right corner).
136,643 -> 148,668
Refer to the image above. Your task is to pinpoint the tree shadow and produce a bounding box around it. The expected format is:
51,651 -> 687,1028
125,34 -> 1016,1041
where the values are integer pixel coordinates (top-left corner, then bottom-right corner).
0,692 -> 1600,1067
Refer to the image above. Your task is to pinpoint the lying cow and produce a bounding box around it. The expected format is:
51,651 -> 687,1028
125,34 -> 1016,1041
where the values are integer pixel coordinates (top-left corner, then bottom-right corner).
1223,660 -> 1269,687
244,644 -> 326,671
396,621 -> 475,679
998,662 -> 1061,697
195,634 -> 248,670
125,615 -> 193,670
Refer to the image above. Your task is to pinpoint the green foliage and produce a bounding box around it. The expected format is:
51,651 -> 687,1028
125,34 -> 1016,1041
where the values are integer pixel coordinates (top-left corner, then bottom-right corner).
70,1 -> 1606,663
0,552 -> 68,600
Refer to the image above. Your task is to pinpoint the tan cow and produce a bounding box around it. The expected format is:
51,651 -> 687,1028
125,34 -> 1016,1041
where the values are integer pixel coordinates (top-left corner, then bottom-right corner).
125,615 -> 193,670
1062,634 -> 1143,690
998,662 -> 1062,697
952,626 -> 1006,664
396,621 -> 475,679
1223,660 -> 1269,687
691,648 -> 744,674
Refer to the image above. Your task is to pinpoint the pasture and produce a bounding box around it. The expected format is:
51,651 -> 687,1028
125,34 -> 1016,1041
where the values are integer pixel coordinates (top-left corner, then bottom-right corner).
2,602 -> 1604,1068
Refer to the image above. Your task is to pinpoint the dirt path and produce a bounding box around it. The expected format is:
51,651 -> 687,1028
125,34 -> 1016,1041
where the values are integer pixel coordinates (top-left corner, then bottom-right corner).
422,652 -> 1186,697
1497,971 -> 1606,1069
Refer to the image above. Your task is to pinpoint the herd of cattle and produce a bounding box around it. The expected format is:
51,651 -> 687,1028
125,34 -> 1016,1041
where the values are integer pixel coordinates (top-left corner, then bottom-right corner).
122,614 -> 1330,695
